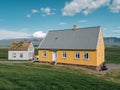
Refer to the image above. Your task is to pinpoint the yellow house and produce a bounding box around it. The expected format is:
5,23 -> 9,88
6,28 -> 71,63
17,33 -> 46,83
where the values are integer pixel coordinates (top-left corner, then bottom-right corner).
38,25 -> 105,70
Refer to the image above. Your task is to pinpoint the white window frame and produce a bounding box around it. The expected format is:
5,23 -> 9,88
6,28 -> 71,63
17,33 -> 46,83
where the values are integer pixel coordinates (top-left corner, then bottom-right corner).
103,51 -> 104,59
62,51 -> 67,59
98,52 -> 100,60
42,51 -> 46,57
12,53 -> 16,58
20,53 -> 23,58
84,52 -> 89,60
75,52 -> 80,60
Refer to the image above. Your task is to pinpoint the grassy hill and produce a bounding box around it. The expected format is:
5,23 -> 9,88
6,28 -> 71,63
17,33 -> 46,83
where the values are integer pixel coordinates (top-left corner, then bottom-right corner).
0,63 -> 119,90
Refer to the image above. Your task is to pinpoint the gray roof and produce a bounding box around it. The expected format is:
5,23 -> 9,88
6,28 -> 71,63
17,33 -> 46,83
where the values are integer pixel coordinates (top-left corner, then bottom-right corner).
39,26 -> 101,50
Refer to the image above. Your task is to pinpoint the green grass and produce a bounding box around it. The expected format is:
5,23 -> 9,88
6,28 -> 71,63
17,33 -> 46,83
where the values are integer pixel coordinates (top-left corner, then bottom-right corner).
105,47 -> 120,64
0,48 -> 8,60
0,63 -> 119,90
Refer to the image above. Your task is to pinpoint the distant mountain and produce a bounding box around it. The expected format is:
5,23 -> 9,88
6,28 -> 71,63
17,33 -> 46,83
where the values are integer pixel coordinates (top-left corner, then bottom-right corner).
104,37 -> 120,47
0,38 -> 43,47
0,37 -> 120,47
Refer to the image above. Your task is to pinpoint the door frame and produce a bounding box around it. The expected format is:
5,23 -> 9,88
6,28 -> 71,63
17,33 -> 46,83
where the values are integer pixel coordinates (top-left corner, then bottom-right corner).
52,50 -> 57,61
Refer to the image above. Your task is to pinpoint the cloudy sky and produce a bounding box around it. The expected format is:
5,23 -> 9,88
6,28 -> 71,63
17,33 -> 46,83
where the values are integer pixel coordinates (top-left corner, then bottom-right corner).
0,0 -> 120,39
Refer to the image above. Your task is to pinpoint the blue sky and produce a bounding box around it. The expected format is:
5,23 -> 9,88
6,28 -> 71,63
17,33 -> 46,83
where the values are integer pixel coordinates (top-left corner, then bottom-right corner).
0,0 -> 120,39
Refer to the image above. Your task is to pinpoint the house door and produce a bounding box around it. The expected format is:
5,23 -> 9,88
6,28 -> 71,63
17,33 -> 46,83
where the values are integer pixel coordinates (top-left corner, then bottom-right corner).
52,51 -> 57,61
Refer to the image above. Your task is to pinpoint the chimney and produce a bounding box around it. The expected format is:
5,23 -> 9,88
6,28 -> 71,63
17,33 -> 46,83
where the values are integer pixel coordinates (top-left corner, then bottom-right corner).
73,24 -> 77,31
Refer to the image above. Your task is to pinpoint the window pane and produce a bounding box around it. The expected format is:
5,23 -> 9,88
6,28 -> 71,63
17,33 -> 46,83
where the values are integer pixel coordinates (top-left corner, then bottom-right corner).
43,51 -> 46,57
84,52 -> 89,60
13,53 -> 16,58
20,53 -> 23,58
62,51 -> 67,58
75,52 -> 80,59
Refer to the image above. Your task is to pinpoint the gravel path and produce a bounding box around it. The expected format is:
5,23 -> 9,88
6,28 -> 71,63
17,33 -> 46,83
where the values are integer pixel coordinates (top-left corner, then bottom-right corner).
106,63 -> 120,70
56,63 -> 120,75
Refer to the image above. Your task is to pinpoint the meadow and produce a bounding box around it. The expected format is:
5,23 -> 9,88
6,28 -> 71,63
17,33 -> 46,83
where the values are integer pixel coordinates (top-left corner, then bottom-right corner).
105,47 -> 120,64
0,47 -> 120,89
0,63 -> 119,90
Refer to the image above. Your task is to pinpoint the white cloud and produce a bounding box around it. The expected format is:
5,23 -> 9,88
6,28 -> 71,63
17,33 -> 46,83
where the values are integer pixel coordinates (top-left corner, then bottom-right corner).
32,9 -> 38,14
109,0 -> 120,13
0,29 -> 31,39
33,31 -> 46,38
59,22 -> 67,25
62,0 -> 110,16
26,9 -> 38,18
26,14 -> 31,18
41,7 -> 55,16
112,30 -> 120,33
79,20 -> 88,23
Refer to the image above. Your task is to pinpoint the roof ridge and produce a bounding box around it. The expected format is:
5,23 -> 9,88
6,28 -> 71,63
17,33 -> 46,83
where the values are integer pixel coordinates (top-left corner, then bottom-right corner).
49,26 -> 101,32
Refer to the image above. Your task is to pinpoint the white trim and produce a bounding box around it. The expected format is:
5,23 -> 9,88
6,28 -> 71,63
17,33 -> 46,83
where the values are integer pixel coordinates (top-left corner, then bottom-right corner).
20,53 -> 23,58
42,50 -> 46,57
98,52 -> 100,60
12,53 -> 16,58
75,52 -> 80,60
62,51 -> 67,59
84,52 -> 89,60
96,27 -> 101,49
52,50 -> 57,61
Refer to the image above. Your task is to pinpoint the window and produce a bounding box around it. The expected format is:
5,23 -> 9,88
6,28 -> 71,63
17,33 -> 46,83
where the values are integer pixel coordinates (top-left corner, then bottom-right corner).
103,51 -> 104,59
62,51 -> 67,59
84,52 -> 89,60
42,51 -> 46,57
75,52 -> 80,59
20,53 -> 23,58
13,53 -> 16,58
98,52 -> 100,60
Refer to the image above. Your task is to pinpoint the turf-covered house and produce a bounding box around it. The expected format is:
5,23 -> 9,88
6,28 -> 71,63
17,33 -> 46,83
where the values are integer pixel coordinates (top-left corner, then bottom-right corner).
8,42 -> 34,60
38,25 -> 105,70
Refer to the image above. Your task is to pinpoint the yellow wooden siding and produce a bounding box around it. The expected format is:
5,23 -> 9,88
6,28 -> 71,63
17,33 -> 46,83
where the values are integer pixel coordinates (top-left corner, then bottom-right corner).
57,50 -> 97,66
38,50 -> 98,66
38,50 -> 52,62
96,29 -> 105,66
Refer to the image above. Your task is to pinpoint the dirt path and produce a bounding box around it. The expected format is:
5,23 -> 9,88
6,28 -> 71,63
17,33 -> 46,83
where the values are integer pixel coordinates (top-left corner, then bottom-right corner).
56,63 -> 120,75
106,63 -> 120,70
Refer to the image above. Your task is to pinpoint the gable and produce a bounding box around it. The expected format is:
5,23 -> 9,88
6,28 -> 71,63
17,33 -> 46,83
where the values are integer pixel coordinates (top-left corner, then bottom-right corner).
97,28 -> 105,48
39,26 -> 101,50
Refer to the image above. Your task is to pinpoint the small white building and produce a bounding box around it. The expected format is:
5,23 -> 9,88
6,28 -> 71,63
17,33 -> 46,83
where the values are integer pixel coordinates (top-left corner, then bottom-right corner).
8,42 -> 34,60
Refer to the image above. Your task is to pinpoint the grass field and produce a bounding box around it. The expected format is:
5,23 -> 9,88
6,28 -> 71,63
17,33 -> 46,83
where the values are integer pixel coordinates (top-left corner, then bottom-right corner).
105,47 -> 120,64
0,63 -> 119,90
